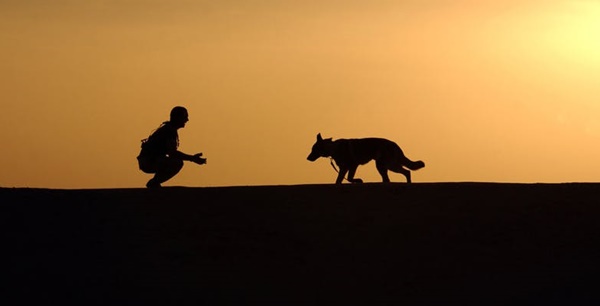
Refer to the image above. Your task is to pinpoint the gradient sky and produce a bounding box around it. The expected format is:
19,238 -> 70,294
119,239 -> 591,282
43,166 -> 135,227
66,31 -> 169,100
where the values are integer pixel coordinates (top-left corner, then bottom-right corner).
1,0 -> 599,188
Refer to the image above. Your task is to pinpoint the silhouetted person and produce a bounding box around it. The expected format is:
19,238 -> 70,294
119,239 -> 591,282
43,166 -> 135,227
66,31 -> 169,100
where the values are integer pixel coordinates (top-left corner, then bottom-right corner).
137,106 -> 206,188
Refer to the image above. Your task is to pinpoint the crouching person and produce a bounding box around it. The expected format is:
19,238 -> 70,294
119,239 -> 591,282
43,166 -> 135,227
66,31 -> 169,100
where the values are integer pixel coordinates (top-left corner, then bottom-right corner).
137,106 -> 206,188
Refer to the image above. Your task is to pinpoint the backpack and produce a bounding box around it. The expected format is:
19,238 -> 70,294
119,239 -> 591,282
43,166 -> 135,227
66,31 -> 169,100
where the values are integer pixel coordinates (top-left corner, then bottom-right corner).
137,123 -> 178,159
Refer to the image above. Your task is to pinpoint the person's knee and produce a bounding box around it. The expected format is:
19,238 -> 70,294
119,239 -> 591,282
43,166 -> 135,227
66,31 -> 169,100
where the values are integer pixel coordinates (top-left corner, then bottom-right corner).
165,157 -> 184,174
156,157 -> 183,174
174,158 -> 184,170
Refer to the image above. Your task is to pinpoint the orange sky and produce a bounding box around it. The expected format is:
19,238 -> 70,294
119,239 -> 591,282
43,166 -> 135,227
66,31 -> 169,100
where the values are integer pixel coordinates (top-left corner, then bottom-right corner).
1,0 -> 599,188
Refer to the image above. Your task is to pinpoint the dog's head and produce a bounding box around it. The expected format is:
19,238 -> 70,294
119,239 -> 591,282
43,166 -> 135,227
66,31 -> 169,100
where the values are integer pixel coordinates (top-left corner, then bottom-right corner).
307,133 -> 333,161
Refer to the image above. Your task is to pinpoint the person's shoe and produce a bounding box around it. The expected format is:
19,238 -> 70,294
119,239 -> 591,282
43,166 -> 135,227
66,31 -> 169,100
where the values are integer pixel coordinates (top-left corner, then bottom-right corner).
146,179 -> 161,189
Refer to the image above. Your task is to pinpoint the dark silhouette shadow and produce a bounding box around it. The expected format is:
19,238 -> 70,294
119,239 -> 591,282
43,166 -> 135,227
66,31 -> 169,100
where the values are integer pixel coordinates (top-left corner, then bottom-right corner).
307,133 -> 425,184
3,184 -> 600,305
137,106 -> 206,188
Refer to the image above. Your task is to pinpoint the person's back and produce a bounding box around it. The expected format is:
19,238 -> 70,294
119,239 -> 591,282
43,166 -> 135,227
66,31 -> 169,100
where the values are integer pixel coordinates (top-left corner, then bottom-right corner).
138,123 -> 178,172
137,106 -> 206,188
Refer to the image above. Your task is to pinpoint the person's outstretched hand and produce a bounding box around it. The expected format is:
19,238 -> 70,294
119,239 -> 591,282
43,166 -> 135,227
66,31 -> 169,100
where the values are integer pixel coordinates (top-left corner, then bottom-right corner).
192,153 -> 207,165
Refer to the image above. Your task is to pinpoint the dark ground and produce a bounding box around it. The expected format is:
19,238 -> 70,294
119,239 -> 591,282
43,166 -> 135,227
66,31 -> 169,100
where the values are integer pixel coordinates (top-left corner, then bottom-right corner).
2,183 -> 600,305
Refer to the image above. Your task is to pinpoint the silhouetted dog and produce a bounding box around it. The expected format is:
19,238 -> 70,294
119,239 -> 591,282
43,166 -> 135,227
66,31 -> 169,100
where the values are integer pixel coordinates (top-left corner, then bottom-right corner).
307,133 -> 425,184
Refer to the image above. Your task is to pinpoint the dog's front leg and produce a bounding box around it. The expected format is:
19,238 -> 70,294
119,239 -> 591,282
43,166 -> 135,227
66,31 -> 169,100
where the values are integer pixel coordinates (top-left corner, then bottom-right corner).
336,167 -> 348,184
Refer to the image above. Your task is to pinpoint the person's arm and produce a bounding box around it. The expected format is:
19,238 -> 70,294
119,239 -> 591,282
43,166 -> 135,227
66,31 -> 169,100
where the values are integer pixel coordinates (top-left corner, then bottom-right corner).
169,150 -> 191,161
169,149 -> 206,164
164,127 -> 206,164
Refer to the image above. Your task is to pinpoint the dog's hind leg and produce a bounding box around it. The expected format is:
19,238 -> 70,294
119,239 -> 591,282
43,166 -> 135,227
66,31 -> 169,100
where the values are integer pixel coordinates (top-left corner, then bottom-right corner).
376,161 -> 391,183
388,163 -> 411,183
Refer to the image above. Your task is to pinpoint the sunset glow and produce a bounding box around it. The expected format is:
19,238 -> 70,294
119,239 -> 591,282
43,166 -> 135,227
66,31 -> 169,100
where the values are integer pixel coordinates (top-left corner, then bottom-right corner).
1,0 -> 599,188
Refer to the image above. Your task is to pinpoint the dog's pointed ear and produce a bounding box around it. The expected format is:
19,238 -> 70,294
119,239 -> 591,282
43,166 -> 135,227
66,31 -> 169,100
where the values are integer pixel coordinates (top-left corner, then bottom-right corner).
317,133 -> 323,142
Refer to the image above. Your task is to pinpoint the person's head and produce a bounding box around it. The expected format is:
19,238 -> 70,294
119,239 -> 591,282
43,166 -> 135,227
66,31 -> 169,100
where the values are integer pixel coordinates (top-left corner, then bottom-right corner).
170,106 -> 189,128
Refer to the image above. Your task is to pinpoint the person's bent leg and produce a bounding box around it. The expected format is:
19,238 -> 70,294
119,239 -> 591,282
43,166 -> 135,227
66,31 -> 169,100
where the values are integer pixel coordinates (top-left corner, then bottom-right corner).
147,157 -> 184,188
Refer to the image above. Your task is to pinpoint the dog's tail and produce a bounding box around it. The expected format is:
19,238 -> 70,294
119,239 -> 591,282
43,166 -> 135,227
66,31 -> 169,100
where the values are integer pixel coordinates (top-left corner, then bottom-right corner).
404,157 -> 425,171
